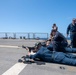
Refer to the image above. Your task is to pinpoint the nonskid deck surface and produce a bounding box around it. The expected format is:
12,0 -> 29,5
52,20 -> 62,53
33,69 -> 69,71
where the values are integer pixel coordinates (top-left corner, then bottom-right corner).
0,39 -> 75,75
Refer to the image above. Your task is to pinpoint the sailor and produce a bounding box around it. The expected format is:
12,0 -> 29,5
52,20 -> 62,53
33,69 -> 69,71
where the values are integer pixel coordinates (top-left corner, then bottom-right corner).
67,18 -> 76,48
50,29 -> 68,52
28,46 -> 76,66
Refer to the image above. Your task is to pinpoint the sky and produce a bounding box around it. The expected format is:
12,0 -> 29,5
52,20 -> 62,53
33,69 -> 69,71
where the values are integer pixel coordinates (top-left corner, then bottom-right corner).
0,0 -> 76,35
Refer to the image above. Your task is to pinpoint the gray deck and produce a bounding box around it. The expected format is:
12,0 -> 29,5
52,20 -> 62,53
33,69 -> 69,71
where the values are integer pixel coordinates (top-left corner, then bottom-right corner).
0,39 -> 76,75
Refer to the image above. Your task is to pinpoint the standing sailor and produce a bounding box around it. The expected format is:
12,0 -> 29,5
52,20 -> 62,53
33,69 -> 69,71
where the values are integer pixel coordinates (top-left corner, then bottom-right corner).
67,18 -> 76,48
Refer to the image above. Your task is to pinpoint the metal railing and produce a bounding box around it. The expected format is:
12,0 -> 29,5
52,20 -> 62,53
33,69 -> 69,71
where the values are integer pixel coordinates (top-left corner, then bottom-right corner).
0,32 -> 49,40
